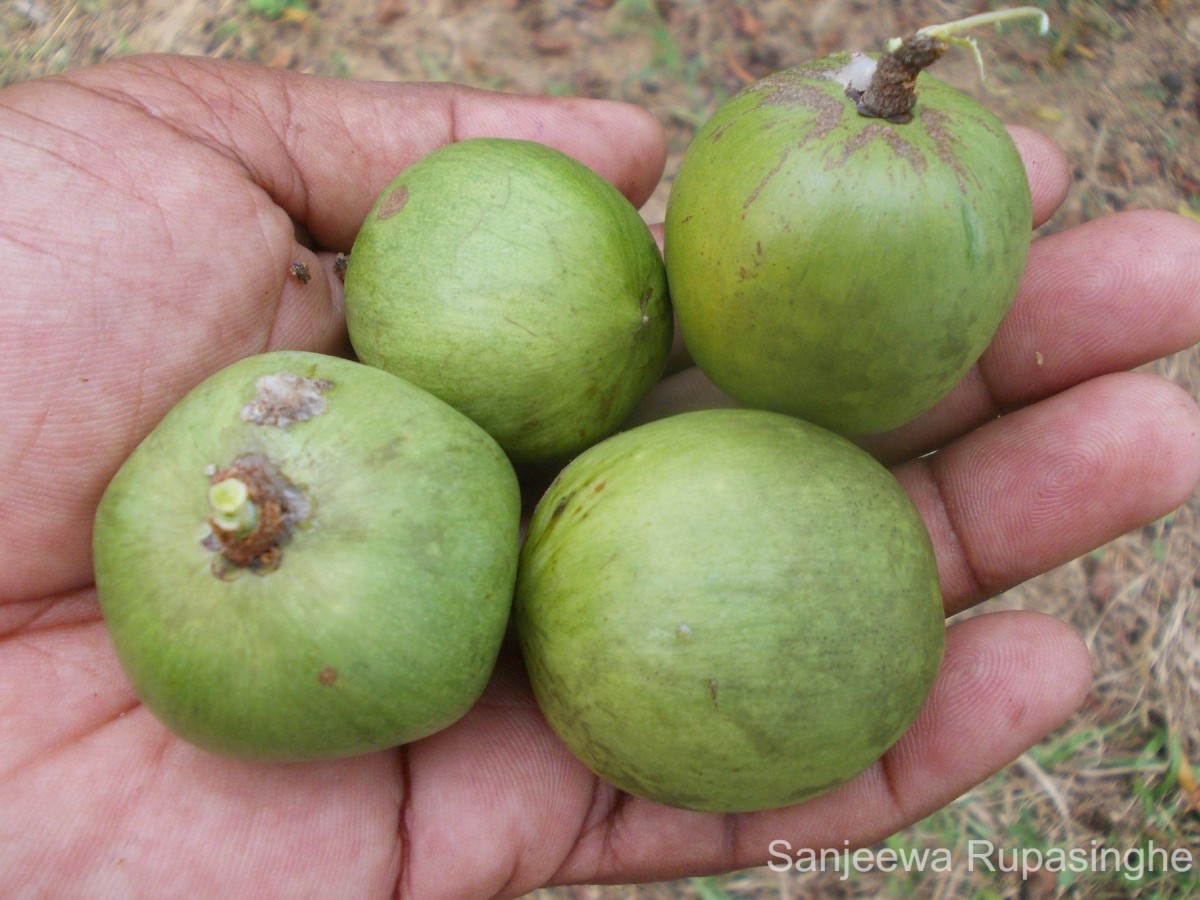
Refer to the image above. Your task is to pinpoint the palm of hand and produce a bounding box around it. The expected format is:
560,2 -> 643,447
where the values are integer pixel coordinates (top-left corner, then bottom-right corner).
2,56 -> 1199,899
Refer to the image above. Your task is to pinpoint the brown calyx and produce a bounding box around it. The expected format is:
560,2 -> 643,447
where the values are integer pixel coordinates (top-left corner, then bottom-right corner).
849,33 -> 947,123
209,458 -> 290,569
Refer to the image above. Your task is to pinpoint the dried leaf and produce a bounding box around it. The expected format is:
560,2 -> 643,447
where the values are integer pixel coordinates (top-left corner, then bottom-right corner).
724,49 -> 755,85
532,31 -> 571,56
376,0 -> 406,26
727,3 -> 763,39
265,46 -> 297,68
1177,203 -> 1200,223
278,7 -> 312,29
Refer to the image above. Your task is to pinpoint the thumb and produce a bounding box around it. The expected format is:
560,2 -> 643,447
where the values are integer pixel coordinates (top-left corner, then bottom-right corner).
64,55 -> 668,249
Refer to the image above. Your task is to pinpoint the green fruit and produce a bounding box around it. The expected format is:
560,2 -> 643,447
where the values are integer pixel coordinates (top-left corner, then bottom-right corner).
344,137 -> 673,464
664,56 -> 1031,434
93,351 -> 521,761
516,409 -> 945,812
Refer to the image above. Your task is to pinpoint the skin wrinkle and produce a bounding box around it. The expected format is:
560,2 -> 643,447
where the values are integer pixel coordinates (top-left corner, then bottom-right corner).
49,78 -> 250,211
0,600 -> 57,639
721,811 -> 745,881
6,95 -> 231,297
0,587 -> 100,638
393,745 -> 413,900
126,63 -> 401,247
0,229 -> 67,268
274,83 -> 319,235
966,353 -> 1008,419
0,404 -> 51,517
0,96 -> 128,173
523,769 -> 614,895
91,59 -> 253,175
256,238 -> 300,354
1,693 -> 143,784
875,739 -> 912,826
0,623 -> 135,779
447,85 -> 466,149
910,453 -> 987,611
218,64 -> 321,233
494,845 -> 528,900
62,61 -> 300,237
568,780 -> 632,885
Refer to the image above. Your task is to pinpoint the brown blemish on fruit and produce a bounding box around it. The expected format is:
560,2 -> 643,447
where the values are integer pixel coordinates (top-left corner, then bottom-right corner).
592,480 -> 606,493
240,371 -> 333,429
319,666 -> 338,686
504,317 -> 537,337
758,79 -> 844,140
376,184 -> 409,220
743,145 -> 793,212
744,82 -> 845,211
919,108 -> 971,190
709,678 -> 720,708
833,123 -> 926,175
709,121 -> 734,143
209,555 -> 240,581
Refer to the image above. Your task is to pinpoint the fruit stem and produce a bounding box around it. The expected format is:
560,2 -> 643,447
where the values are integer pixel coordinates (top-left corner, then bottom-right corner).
209,478 -> 260,538
851,6 -> 1050,123
206,456 -> 292,571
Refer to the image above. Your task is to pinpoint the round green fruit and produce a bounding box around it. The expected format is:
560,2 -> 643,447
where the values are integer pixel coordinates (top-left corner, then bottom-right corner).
344,137 -> 673,464
516,409 -> 945,812
664,56 -> 1031,435
93,351 -> 521,761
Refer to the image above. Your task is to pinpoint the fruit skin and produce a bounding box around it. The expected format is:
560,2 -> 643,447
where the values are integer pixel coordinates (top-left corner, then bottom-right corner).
93,351 -> 521,761
516,409 -> 945,813
344,137 -> 673,464
664,56 -> 1032,435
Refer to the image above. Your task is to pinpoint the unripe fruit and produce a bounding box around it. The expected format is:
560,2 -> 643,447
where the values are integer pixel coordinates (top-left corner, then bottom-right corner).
93,351 -> 521,761
345,138 -> 672,463
516,409 -> 945,812
665,46 -> 1032,435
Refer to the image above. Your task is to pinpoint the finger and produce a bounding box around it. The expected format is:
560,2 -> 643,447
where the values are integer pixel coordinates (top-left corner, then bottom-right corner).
400,650 -> 595,900
861,210 -> 1200,462
544,610 -> 1090,886
68,55 -> 668,249
1008,125 -> 1070,229
895,371 -> 1200,615
0,602 -> 401,895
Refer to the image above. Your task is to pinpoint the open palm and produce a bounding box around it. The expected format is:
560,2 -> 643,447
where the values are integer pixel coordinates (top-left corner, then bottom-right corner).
2,57 -> 1198,898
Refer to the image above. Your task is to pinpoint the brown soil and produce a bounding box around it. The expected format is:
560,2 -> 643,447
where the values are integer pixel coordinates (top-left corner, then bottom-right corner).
5,0 -> 1200,230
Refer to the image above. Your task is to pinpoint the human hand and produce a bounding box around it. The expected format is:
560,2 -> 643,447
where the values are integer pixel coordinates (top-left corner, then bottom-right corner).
2,56 -> 1198,897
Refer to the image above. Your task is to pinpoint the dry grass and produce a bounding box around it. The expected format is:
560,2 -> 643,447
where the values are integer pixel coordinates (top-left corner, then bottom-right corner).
4,1 -> 1199,897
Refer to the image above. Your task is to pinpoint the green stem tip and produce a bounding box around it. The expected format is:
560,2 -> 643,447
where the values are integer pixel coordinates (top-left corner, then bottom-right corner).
884,6 -> 1051,85
209,477 -> 259,537
854,6 -> 1051,122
